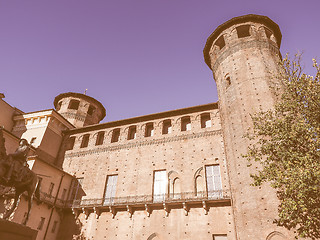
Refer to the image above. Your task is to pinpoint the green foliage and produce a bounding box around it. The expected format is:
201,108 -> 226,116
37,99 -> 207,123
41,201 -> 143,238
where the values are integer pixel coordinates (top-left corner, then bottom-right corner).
244,55 -> 320,239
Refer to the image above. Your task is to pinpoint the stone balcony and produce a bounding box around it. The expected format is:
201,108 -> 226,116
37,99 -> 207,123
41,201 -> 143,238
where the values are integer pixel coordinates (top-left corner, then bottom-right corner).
66,190 -> 231,218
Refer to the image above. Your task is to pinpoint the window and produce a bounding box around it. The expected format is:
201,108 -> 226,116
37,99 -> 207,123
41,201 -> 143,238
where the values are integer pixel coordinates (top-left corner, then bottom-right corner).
145,123 -> 154,137
66,136 -> 76,151
48,182 -> 55,196
111,128 -> 120,143
214,35 -> 225,50
181,116 -> 191,131
127,126 -> 136,140
162,120 -> 172,134
68,99 -> 80,110
61,188 -> 67,200
37,217 -> 45,230
236,25 -> 250,38
153,170 -> 167,202
213,234 -> 227,240
103,175 -> 118,205
70,177 -> 84,202
201,113 -> 211,128
87,105 -> 95,115
80,134 -> 90,148
95,131 -> 105,146
51,220 -> 58,233
225,74 -> 231,87
56,101 -> 62,111
206,165 -> 222,199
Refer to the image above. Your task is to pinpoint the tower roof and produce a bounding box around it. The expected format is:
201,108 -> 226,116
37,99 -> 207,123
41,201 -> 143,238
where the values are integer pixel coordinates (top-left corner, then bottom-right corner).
54,92 -> 106,120
203,14 -> 282,69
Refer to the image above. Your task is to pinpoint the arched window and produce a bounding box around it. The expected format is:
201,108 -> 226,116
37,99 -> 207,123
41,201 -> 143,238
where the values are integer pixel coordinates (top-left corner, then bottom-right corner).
128,126 -> 137,140
80,134 -> 90,148
111,128 -> 120,143
201,113 -> 211,128
145,123 -> 154,137
162,119 -> 172,134
95,131 -> 105,146
181,116 -> 191,131
194,167 -> 205,197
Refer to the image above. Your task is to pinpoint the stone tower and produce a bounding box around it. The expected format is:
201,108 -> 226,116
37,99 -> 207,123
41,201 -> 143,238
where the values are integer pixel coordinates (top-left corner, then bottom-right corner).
54,92 -> 106,128
204,15 -> 293,239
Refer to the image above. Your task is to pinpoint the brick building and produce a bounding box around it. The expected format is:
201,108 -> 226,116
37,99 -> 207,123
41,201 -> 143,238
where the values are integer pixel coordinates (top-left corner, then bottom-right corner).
0,14 -> 298,239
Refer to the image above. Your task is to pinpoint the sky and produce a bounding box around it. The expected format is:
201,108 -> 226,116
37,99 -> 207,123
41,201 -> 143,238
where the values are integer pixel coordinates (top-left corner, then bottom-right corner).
0,0 -> 319,122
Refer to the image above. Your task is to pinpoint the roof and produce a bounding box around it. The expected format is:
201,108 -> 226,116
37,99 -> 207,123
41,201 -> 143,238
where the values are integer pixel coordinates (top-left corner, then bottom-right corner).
203,14 -> 282,69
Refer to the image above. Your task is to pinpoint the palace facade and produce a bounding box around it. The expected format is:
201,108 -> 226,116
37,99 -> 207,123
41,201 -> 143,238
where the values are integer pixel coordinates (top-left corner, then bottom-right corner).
0,14 -> 297,240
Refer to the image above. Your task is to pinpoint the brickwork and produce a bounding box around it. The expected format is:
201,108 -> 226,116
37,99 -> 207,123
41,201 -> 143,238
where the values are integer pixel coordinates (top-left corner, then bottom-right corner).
204,15 -> 295,239
60,104 -> 237,239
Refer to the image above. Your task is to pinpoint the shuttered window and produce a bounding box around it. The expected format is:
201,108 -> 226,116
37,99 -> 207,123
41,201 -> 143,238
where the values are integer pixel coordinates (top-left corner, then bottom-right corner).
104,175 -> 118,205
206,165 -> 222,199
153,170 -> 166,202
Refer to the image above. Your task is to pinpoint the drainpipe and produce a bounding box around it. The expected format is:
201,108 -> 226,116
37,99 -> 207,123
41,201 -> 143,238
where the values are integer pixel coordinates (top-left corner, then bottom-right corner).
43,173 -> 65,240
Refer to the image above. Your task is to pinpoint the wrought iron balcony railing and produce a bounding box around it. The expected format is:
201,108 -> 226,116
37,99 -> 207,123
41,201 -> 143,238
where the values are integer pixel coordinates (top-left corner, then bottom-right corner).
67,190 -> 230,209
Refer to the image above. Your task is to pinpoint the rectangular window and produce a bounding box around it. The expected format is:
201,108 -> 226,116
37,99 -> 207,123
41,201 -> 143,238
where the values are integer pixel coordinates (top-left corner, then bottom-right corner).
236,25 -> 250,38
61,188 -> 67,200
48,182 -> 55,196
201,113 -> 211,128
206,165 -> 222,199
153,170 -> 167,202
162,120 -> 172,134
145,123 -> 154,137
95,131 -> 105,145
214,35 -> 225,50
80,134 -> 90,148
51,220 -> 58,233
181,116 -> 191,131
70,177 -> 84,202
66,136 -> 76,151
68,99 -> 80,110
111,128 -> 120,143
213,234 -> 227,240
37,217 -> 45,230
128,126 -> 136,140
87,105 -> 95,115
103,175 -> 118,205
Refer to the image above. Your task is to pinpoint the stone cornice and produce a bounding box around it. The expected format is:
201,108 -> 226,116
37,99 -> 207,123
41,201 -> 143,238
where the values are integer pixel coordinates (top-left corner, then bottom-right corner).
65,129 -> 222,158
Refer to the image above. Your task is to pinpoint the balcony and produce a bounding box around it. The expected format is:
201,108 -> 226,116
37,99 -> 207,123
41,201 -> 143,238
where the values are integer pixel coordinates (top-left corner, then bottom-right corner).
67,190 -> 231,218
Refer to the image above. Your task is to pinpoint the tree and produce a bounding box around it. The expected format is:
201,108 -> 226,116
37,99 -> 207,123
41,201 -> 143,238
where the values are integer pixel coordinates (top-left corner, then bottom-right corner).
244,55 -> 320,239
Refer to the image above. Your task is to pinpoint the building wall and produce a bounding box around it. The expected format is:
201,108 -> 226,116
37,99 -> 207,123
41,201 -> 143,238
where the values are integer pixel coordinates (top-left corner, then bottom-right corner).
60,105 -> 236,239
0,98 -> 19,132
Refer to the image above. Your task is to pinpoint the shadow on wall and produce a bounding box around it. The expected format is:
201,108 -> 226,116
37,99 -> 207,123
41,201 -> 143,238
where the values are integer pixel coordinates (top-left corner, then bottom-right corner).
56,212 -> 84,240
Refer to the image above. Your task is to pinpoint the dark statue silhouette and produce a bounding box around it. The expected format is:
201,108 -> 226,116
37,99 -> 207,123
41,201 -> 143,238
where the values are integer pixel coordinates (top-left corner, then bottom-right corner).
0,130 -> 40,225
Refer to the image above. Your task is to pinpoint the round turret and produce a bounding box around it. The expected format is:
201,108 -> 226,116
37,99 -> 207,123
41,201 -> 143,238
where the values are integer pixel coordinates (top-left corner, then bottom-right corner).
203,15 -> 294,239
54,92 -> 106,128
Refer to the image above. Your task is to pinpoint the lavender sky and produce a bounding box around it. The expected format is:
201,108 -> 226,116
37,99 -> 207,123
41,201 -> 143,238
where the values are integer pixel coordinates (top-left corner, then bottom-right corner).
0,0 -> 319,122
